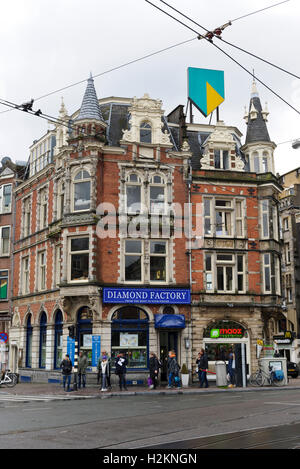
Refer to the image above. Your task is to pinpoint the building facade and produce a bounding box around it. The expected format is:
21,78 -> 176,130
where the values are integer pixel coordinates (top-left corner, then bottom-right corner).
278,168 -> 300,362
8,77 -> 286,383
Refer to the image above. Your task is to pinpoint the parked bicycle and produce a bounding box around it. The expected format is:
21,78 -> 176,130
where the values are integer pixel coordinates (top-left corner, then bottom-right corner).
0,370 -> 18,388
249,365 -> 284,387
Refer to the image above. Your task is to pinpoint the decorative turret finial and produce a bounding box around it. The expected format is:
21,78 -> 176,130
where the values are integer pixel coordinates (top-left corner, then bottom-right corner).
261,102 -> 269,121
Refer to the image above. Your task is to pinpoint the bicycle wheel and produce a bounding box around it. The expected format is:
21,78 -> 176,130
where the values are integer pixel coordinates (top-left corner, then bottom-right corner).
5,374 -> 17,388
249,371 -> 263,386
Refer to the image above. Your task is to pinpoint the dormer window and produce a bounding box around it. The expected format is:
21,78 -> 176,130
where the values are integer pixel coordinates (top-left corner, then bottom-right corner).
214,150 -> 229,169
140,122 -> 152,144
73,170 -> 91,212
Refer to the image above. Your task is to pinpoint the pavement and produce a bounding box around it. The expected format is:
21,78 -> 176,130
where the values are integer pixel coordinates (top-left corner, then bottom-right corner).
1,376 -> 300,400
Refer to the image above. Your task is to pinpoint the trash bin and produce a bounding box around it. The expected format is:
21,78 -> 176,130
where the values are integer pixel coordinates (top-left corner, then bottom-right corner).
215,361 -> 227,387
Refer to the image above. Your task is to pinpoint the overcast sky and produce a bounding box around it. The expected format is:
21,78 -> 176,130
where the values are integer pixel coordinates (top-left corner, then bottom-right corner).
0,0 -> 299,175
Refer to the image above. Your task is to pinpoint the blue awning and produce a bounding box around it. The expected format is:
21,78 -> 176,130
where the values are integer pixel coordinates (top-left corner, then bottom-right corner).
154,314 -> 186,329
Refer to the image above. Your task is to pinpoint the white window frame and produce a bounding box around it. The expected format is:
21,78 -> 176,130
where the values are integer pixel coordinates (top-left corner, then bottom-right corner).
0,226 -> 10,256
214,149 -> 230,170
204,252 -> 246,293
73,170 -> 91,213
0,270 -> 8,300
38,250 -> 46,291
0,184 -> 12,214
125,173 -> 143,214
203,197 -> 246,238
39,188 -> 48,230
23,197 -> 31,238
22,256 -> 30,294
68,236 -> 90,283
149,175 -> 167,215
123,239 -> 169,285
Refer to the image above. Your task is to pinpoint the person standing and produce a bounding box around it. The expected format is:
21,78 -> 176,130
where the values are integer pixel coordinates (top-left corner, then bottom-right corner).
78,351 -> 88,389
100,354 -> 111,391
115,352 -> 128,391
97,351 -> 112,389
60,354 -> 73,392
167,350 -> 181,389
149,352 -> 160,390
197,348 -> 209,388
227,348 -> 236,388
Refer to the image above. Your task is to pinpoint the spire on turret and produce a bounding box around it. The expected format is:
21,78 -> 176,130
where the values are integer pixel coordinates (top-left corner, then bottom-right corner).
245,79 -> 270,144
76,73 -> 104,122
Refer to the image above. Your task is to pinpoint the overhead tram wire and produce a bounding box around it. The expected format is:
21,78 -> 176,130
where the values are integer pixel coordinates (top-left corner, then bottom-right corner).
0,37 -> 197,115
159,0 -> 300,81
230,0 -> 292,22
145,0 -> 300,116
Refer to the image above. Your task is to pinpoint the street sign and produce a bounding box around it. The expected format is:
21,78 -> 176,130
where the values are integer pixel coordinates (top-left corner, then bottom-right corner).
0,332 -> 8,343
188,67 -> 225,117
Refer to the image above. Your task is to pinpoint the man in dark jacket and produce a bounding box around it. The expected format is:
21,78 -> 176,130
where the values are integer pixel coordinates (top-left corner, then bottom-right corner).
60,354 -> 73,392
149,352 -> 161,390
197,348 -> 209,388
115,352 -> 128,391
78,351 -> 88,389
167,350 -> 181,389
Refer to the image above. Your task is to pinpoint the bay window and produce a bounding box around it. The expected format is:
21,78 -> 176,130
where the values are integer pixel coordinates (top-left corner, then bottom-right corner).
263,253 -> 280,294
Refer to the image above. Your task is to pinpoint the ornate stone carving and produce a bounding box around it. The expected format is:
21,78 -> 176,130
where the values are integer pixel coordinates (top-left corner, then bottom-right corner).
121,94 -> 172,147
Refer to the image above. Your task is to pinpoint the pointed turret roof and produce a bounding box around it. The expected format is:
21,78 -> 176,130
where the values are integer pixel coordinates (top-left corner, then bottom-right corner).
75,73 -> 104,122
245,79 -> 270,144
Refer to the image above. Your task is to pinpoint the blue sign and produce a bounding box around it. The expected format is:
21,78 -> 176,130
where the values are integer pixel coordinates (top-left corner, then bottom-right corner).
67,337 -> 75,365
92,335 -> 101,367
103,288 -> 191,305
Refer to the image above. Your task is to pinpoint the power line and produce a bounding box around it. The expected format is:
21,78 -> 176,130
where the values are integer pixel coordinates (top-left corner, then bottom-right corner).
0,37 -> 197,115
159,0 -> 300,81
230,0 -> 292,22
146,0 -> 300,116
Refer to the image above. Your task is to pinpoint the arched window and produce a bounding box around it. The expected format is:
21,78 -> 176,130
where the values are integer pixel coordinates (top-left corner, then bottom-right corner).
111,306 -> 149,369
26,315 -> 33,368
54,310 -> 63,369
73,170 -> 91,212
39,312 -> 47,369
149,174 -> 166,214
126,173 -> 142,213
77,307 -> 93,366
140,122 -> 152,144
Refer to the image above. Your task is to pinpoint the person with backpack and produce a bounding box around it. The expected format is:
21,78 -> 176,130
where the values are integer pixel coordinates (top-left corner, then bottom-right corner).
149,352 -> 161,390
167,350 -> 181,389
115,352 -> 128,391
60,354 -> 73,392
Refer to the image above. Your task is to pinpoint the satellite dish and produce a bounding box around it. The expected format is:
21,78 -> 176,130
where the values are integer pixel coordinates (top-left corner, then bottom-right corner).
292,139 -> 300,149
1,157 -> 11,165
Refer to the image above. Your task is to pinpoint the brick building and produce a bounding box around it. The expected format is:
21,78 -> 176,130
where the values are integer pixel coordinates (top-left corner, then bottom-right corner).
8,77 -> 285,382
0,158 -> 27,370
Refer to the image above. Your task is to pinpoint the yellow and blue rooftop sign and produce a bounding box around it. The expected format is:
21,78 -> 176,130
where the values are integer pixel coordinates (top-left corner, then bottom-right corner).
188,67 -> 225,117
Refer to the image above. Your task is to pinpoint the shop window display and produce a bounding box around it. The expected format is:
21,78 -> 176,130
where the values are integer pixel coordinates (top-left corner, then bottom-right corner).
111,306 -> 149,369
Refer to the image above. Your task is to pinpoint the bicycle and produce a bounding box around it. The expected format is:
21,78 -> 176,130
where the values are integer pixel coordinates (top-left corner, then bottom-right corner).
0,370 -> 18,388
249,365 -> 284,387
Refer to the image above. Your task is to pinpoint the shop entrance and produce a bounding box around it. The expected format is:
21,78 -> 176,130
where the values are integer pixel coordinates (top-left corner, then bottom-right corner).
159,331 -> 178,381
